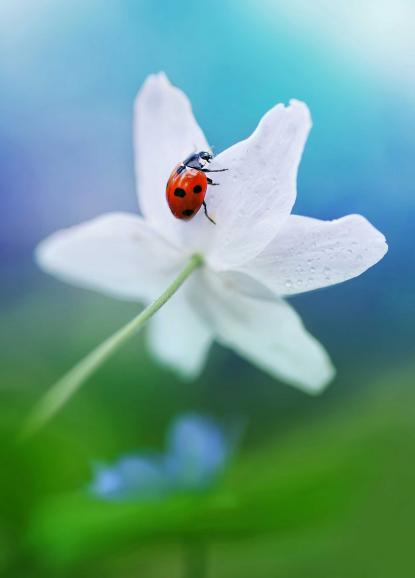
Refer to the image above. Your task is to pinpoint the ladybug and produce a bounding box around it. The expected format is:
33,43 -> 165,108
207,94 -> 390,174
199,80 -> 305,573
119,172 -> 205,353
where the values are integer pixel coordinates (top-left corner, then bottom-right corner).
166,151 -> 228,224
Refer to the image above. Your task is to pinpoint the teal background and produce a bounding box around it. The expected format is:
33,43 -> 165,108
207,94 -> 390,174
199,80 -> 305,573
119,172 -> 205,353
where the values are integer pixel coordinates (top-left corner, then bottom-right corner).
0,1 -> 414,576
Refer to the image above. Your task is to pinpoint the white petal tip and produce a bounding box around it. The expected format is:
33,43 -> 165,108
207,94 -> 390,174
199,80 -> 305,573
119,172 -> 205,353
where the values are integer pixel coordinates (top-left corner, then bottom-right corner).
304,364 -> 337,396
35,235 -> 59,274
134,72 -> 194,124
288,99 -> 312,128
281,324 -> 336,395
143,71 -> 169,84
267,99 -> 312,128
254,98 -> 312,154
135,72 -> 177,101
347,214 -> 389,265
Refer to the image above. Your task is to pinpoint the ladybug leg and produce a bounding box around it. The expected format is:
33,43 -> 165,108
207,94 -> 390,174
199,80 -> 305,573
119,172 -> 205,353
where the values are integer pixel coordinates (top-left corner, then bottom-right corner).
207,177 -> 219,186
203,201 -> 216,225
202,168 -> 228,173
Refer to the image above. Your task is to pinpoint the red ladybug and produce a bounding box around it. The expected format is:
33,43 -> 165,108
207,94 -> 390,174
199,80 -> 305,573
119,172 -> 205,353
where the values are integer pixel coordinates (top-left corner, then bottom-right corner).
166,151 -> 227,224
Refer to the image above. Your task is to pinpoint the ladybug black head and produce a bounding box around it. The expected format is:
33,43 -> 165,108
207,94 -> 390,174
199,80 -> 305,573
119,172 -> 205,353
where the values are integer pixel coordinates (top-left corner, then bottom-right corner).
196,151 -> 213,168
198,151 -> 213,162
183,150 -> 213,170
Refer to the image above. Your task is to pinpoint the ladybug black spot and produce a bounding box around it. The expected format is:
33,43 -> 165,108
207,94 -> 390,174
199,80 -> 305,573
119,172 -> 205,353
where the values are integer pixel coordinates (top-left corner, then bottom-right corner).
193,185 -> 203,194
174,188 -> 186,198
182,209 -> 194,217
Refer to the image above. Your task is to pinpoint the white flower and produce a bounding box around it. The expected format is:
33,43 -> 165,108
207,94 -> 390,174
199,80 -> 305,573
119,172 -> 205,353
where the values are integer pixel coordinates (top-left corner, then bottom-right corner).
36,72 -> 387,393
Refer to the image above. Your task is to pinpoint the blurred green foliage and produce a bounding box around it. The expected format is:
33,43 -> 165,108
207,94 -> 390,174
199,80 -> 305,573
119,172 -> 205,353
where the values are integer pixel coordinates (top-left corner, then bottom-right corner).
1,285 -> 414,577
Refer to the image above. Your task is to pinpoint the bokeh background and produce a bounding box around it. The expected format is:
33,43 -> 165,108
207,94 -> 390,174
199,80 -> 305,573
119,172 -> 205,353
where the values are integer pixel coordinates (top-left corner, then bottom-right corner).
1,1 -> 414,576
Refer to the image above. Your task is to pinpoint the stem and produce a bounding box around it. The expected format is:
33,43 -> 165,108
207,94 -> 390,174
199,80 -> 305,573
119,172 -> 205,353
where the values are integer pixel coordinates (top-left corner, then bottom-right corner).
22,254 -> 203,439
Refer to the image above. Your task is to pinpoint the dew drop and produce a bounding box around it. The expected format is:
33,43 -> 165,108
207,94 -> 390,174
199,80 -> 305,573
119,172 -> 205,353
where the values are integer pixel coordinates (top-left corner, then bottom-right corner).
285,280 -> 293,289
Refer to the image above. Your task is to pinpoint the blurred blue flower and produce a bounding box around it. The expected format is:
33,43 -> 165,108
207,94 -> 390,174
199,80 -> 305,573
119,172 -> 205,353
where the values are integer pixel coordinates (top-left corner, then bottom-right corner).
165,414 -> 230,490
90,455 -> 168,501
90,414 -> 231,501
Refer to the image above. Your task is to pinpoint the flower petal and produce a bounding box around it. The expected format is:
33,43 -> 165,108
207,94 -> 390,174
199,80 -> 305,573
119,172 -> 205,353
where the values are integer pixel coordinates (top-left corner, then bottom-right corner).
202,100 -> 311,269
237,214 -> 388,296
190,270 -> 335,393
146,289 -> 212,379
165,413 -> 229,489
134,72 -> 210,245
90,455 -> 168,501
36,212 -> 184,302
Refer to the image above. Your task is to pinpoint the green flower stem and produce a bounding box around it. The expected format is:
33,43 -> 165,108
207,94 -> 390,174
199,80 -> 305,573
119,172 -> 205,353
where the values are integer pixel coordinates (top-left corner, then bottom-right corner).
22,253 -> 203,439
